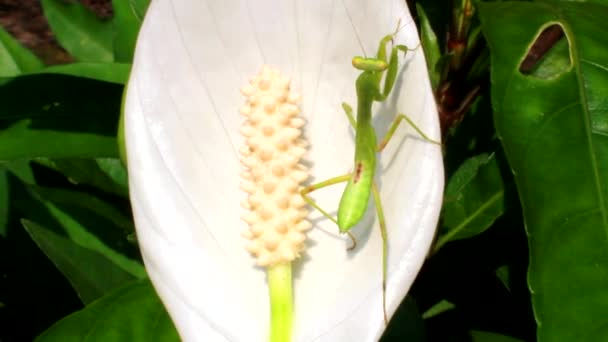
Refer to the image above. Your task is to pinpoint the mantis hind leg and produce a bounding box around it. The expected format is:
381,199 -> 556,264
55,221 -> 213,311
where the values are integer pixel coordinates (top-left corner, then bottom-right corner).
300,174 -> 357,249
371,181 -> 389,325
377,114 -> 442,152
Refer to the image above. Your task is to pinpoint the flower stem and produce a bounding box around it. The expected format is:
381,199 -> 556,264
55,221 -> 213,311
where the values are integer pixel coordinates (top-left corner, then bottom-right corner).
267,263 -> 293,342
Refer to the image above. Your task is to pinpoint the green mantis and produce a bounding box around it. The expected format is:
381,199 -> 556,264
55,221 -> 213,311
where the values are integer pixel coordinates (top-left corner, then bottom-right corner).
300,24 -> 441,324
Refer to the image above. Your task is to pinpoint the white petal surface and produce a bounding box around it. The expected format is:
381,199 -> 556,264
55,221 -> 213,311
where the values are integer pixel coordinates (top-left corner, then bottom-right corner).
125,0 -> 444,341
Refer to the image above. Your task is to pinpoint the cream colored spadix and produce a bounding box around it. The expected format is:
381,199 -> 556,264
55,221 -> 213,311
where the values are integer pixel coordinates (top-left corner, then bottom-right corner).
239,66 -> 310,266
124,0 -> 444,341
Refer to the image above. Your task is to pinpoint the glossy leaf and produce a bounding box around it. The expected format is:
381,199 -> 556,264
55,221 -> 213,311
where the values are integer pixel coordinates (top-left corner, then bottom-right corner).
22,219 -> 136,304
3,159 -> 35,184
0,26 -> 43,77
31,186 -> 134,234
41,63 -> 131,84
421,299 -> 455,319
416,4 -> 441,89
435,153 -> 509,251
112,0 -> 151,62
480,2 -> 608,341
0,74 -> 122,160
95,158 -> 129,190
41,0 -> 113,62
35,158 -> 129,197
12,184 -> 144,280
36,279 -> 179,342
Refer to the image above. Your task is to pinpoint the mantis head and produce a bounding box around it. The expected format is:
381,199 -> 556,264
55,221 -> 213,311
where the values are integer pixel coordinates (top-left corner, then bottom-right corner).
352,56 -> 389,72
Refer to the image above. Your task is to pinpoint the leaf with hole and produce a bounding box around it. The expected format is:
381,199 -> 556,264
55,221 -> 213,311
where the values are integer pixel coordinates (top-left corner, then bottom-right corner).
480,2 -> 608,341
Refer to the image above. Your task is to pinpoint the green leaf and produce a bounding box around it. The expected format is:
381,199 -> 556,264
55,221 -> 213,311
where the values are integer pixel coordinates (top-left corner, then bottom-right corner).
36,279 -> 179,342
0,74 -> 122,160
34,158 -> 129,197
480,2 -> 608,341
41,0 -> 113,62
416,4 -> 441,89
130,0 -> 151,19
0,159 -> 35,236
421,299 -> 455,319
495,265 -> 511,292
22,219 -> 136,304
0,26 -> 43,77
96,158 -> 129,189
31,186 -> 134,234
112,0 -> 150,62
11,182 -> 144,281
41,62 -> 131,84
3,159 -> 36,183
435,153 -> 510,251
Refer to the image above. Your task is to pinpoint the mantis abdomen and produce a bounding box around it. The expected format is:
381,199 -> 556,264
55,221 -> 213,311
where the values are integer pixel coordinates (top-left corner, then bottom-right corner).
337,123 -> 377,232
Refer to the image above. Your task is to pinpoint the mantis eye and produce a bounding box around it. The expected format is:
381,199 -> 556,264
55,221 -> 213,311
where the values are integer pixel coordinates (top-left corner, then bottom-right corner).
352,56 -> 388,71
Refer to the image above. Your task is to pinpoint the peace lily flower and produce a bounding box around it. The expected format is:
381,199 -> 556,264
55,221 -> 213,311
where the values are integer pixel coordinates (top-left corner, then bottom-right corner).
124,0 -> 444,341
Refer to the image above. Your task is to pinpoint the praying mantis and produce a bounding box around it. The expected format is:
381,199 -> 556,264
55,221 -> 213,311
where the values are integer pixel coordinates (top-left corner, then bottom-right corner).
300,22 -> 441,324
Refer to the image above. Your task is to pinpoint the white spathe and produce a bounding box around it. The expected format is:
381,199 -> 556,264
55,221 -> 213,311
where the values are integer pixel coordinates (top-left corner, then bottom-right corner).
124,0 -> 444,341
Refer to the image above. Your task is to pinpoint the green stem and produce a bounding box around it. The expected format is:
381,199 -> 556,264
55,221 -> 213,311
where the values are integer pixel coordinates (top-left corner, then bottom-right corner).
267,263 -> 293,342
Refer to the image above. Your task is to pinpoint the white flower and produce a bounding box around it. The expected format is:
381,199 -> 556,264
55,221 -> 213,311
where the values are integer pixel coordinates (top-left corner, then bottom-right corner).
124,0 -> 444,341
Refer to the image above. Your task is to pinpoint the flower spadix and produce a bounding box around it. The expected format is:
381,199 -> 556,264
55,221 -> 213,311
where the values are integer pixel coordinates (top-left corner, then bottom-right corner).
124,0 -> 444,341
239,66 -> 310,266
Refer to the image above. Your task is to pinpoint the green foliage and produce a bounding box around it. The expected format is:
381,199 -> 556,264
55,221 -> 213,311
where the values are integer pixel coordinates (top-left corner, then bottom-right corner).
22,219 -> 138,304
42,62 -> 131,84
112,0 -> 150,62
435,152 -> 512,251
479,2 -> 608,341
35,279 -> 179,342
0,26 -> 43,77
41,0 -> 114,62
416,4 -> 441,89
0,2 -> 149,339
0,74 -> 122,159
34,158 -> 129,197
